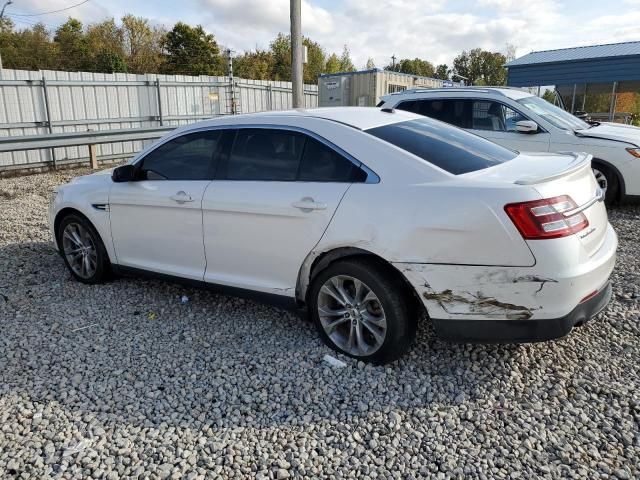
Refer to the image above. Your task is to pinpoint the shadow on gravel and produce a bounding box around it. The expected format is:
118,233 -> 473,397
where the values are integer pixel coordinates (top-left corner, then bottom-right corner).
1,240 -> 534,432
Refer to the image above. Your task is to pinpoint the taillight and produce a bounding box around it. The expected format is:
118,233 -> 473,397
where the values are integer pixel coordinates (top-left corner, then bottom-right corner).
504,195 -> 588,240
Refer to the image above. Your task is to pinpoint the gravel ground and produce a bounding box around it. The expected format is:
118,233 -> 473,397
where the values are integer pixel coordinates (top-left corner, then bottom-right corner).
0,168 -> 639,480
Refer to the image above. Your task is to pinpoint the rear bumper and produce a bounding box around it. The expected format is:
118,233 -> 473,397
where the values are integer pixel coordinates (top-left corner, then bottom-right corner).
432,280 -> 612,343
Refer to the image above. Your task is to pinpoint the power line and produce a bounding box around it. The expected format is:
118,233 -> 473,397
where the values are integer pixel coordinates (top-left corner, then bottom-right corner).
6,14 -> 59,28
9,0 -> 90,17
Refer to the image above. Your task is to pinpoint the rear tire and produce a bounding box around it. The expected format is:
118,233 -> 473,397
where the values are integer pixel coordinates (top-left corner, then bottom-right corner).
309,258 -> 417,365
592,164 -> 619,205
57,213 -> 111,284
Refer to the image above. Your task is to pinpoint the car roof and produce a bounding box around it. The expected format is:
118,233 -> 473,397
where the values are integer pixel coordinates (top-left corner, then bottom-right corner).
382,87 -> 535,102
176,107 -> 422,132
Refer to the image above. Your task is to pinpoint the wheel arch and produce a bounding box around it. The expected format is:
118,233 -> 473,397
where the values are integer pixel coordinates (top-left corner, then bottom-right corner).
592,157 -> 625,200
296,246 -> 426,317
54,207 -> 114,262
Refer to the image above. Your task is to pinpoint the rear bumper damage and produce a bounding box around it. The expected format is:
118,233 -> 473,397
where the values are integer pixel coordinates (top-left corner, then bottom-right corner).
432,281 -> 612,343
394,223 -> 617,343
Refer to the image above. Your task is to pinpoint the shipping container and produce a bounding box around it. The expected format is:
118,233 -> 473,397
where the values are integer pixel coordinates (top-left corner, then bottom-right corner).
318,69 -> 460,107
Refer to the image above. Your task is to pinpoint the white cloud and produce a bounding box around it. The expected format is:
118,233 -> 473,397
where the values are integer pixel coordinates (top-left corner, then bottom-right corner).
197,0 -> 334,51
5,0 -> 109,28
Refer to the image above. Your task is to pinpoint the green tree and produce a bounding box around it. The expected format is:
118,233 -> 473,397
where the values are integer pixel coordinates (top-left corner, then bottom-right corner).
434,64 -> 449,80
452,48 -> 507,86
122,15 -> 164,74
303,37 -> 326,83
86,19 -> 127,72
162,22 -> 223,76
338,45 -> 355,72
385,57 -> 435,77
0,21 -> 58,70
542,89 -> 557,104
365,57 -> 375,69
266,33 -> 329,82
269,33 -> 290,80
324,53 -> 341,74
234,49 -> 273,80
93,51 -> 128,73
54,18 -> 90,71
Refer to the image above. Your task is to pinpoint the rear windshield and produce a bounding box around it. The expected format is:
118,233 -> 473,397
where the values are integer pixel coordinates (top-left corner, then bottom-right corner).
366,117 -> 518,175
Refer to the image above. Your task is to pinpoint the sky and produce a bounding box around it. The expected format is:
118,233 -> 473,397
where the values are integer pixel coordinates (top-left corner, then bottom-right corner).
4,0 -> 640,67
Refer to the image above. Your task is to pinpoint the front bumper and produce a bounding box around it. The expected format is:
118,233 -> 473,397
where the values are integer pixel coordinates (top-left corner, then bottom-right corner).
431,280 -> 612,343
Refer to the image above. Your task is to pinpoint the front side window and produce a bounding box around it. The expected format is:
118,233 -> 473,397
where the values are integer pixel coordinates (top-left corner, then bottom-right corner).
366,117 -> 518,175
471,100 -> 527,132
139,130 -> 221,180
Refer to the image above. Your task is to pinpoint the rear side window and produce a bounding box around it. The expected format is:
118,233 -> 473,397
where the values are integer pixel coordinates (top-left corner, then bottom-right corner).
366,118 -> 518,175
216,128 -> 368,183
397,99 -> 471,128
299,138 -> 356,182
221,129 -> 305,181
139,130 -> 221,180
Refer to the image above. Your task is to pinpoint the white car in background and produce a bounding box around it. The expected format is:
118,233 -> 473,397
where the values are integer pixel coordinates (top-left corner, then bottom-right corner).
49,108 -> 616,364
378,87 -> 640,204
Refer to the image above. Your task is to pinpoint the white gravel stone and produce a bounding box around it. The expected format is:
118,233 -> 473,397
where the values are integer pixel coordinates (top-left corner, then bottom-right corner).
0,168 -> 639,479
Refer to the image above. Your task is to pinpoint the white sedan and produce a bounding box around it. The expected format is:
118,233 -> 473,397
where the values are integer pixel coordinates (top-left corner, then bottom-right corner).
49,107 -> 617,364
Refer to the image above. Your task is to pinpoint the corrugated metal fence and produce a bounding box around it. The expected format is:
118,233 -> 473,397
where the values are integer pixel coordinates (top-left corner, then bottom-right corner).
0,69 -> 318,172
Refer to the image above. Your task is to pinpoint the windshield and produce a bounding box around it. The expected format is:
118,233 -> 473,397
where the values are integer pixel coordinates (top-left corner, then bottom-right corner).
366,118 -> 518,175
517,96 -> 590,131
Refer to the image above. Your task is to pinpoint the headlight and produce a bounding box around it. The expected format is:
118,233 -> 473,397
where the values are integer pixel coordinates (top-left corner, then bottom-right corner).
627,147 -> 640,158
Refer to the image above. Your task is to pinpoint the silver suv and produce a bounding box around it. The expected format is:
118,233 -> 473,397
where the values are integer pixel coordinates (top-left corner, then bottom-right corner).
379,87 -> 640,204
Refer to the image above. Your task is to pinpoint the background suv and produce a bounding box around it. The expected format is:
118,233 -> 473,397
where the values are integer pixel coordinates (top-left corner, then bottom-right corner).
379,87 -> 640,204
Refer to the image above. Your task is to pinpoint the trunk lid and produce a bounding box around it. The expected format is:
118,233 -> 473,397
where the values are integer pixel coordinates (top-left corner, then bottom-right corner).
464,151 -> 607,256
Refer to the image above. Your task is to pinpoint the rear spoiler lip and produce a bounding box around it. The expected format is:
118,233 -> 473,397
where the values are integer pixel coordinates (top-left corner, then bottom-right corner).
514,152 -> 592,185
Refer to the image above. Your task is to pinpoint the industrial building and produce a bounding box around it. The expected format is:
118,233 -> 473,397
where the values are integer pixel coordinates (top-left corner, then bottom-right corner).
318,69 -> 459,108
505,41 -> 640,123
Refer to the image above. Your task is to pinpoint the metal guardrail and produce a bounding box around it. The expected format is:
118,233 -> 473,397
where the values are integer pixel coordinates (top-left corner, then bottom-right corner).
0,126 -> 175,170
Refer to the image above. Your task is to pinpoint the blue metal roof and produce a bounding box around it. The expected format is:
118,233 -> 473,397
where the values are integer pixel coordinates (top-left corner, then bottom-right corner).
505,41 -> 640,67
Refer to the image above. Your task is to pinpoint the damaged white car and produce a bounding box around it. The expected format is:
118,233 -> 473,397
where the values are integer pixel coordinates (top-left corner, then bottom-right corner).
49,108 -> 617,364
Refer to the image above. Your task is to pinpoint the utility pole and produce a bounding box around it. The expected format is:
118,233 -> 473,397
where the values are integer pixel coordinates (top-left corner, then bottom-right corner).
290,0 -> 303,108
391,54 -> 396,69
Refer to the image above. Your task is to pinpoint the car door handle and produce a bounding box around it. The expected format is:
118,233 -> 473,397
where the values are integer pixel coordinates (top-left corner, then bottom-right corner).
292,198 -> 327,211
169,191 -> 194,203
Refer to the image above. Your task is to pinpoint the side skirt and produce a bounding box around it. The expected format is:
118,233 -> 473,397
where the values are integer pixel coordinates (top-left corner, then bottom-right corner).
111,265 -> 301,311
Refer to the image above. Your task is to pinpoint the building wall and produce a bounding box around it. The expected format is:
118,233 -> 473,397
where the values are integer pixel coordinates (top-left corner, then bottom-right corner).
507,56 -> 640,87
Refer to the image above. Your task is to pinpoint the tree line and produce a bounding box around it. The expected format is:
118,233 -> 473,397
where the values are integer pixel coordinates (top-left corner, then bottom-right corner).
0,15 -> 510,85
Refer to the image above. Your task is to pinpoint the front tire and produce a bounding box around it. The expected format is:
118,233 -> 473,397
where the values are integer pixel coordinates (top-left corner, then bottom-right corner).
309,258 -> 416,364
57,213 -> 110,284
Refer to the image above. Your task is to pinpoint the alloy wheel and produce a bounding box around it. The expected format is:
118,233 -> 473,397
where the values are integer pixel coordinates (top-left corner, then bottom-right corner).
592,167 -> 608,194
317,275 -> 387,356
61,222 -> 98,279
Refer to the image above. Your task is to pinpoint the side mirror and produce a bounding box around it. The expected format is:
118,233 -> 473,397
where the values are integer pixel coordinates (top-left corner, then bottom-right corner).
515,120 -> 539,134
112,164 -> 137,183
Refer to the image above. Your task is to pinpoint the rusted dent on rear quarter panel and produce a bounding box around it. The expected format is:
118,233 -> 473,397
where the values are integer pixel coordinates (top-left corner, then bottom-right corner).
422,289 -> 533,320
